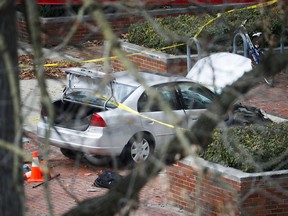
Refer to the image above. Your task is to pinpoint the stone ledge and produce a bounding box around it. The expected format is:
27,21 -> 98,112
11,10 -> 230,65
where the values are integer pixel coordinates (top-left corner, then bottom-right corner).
180,156 -> 288,182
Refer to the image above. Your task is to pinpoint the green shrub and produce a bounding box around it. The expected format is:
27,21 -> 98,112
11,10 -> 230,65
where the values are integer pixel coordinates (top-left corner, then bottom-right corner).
128,14 -> 213,55
200,121 -> 288,173
128,7 -> 284,55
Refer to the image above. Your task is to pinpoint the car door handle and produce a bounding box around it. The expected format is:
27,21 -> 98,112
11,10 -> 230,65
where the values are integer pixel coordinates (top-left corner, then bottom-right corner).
144,120 -> 154,124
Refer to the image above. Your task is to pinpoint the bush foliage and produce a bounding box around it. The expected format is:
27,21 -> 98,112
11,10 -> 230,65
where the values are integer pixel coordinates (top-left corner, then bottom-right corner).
128,7 -> 284,55
200,121 -> 288,173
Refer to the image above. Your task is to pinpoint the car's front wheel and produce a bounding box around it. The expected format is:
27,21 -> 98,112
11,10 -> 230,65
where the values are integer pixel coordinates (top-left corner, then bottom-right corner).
122,133 -> 154,165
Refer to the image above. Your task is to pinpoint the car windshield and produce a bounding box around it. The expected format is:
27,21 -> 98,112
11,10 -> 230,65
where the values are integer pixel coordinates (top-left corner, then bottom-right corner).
64,82 -> 136,108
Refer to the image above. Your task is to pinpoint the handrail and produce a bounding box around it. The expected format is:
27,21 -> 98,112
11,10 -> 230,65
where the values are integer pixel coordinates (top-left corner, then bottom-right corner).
186,37 -> 201,73
232,32 -> 248,57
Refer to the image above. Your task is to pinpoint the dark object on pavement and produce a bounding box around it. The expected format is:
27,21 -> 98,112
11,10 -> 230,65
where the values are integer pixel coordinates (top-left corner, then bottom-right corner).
32,173 -> 61,188
94,170 -> 123,189
227,103 -> 273,126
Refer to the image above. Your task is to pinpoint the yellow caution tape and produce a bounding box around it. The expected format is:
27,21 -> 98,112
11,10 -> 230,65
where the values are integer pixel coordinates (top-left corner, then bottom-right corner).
32,117 -> 40,122
194,13 -> 222,39
117,102 -> 177,129
95,94 -> 180,129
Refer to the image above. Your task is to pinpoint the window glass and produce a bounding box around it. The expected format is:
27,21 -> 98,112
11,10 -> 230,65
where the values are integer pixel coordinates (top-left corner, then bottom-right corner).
138,84 -> 179,112
178,83 -> 215,109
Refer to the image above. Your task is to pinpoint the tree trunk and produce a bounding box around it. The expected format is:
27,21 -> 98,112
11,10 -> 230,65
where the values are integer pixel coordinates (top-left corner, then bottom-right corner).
0,1 -> 24,215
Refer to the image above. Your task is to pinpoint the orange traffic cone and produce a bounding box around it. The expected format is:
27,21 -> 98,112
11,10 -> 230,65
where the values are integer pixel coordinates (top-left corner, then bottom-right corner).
27,151 -> 44,182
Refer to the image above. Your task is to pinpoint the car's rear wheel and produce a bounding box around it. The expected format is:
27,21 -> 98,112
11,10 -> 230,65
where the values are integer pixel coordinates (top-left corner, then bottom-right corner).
60,148 -> 83,160
123,133 -> 154,165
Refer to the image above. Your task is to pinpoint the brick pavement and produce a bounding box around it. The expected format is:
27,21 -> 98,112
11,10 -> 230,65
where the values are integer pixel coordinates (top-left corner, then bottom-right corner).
23,139 -> 191,216
23,71 -> 287,216
241,72 -> 288,120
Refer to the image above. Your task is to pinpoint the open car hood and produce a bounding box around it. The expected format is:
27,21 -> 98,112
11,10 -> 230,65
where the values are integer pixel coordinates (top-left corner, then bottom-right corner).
186,52 -> 252,94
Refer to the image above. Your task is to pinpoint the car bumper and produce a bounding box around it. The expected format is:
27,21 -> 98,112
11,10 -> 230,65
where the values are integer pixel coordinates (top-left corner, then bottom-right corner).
37,121 -> 123,156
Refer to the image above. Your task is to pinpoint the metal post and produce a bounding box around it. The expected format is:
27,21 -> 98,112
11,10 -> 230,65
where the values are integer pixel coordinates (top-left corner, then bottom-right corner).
233,32 -> 248,57
186,37 -> 201,73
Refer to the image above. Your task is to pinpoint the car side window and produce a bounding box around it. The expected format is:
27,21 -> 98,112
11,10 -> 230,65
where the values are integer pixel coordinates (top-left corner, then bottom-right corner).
177,83 -> 214,110
138,84 -> 179,112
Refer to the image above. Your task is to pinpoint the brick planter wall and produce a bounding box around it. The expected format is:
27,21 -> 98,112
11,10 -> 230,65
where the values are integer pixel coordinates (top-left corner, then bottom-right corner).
112,42 -> 197,75
17,8 -> 197,47
167,157 -> 288,215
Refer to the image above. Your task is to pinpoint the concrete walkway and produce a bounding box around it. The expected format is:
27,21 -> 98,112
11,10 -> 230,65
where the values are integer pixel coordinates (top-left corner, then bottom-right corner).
21,79 -> 65,133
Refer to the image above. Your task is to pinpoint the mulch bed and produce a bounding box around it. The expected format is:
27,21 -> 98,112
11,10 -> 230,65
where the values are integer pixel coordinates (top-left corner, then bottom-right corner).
18,54 -> 82,80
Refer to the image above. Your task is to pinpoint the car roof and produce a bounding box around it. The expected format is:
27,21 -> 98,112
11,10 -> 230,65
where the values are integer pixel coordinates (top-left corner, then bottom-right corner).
113,71 -> 190,87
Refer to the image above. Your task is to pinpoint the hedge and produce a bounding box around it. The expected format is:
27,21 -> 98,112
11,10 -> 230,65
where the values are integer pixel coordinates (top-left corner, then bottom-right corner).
200,121 -> 288,173
128,7 -> 284,55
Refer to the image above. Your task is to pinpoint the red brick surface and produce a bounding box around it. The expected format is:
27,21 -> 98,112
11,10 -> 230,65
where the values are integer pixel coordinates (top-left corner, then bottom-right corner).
23,140 -> 191,216
242,72 -> 288,119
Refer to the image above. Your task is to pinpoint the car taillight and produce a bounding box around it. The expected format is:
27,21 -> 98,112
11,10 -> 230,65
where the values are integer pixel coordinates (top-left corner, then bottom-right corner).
90,113 -> 106,127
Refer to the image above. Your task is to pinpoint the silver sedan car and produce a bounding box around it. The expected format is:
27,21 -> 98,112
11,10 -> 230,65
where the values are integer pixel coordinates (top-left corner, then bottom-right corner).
37,68 -> 215,165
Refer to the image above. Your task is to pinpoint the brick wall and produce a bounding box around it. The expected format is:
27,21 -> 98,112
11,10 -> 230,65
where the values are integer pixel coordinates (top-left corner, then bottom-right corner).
110,41 -> 197,75
166,157 -> 288,215
17,13 -> 29,43
17,8 -> 197,47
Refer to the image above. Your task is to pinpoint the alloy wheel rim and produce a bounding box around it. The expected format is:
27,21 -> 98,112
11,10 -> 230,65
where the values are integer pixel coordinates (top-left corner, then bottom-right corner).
131,138 -> 150,163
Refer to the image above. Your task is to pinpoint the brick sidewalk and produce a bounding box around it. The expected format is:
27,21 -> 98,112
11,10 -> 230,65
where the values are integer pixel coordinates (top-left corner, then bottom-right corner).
241,72 -> 288,120
23,140 -> 190,216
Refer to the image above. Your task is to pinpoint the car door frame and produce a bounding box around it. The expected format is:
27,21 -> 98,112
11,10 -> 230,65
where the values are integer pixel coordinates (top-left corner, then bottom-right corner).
137,82 -> 187,147
175,82 -> 215,129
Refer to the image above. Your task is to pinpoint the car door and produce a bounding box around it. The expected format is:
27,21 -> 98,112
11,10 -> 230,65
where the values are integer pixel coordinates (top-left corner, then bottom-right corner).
137,83 -> 186,146
176,82 -> 215,129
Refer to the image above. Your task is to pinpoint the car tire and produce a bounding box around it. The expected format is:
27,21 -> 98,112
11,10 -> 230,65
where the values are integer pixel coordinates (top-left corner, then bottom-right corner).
122,133 -> 154,166
60,148 -> 83,160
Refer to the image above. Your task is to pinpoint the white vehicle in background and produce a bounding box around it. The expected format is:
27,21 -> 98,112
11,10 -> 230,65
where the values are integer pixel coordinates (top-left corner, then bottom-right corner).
186,52 -> 252,94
